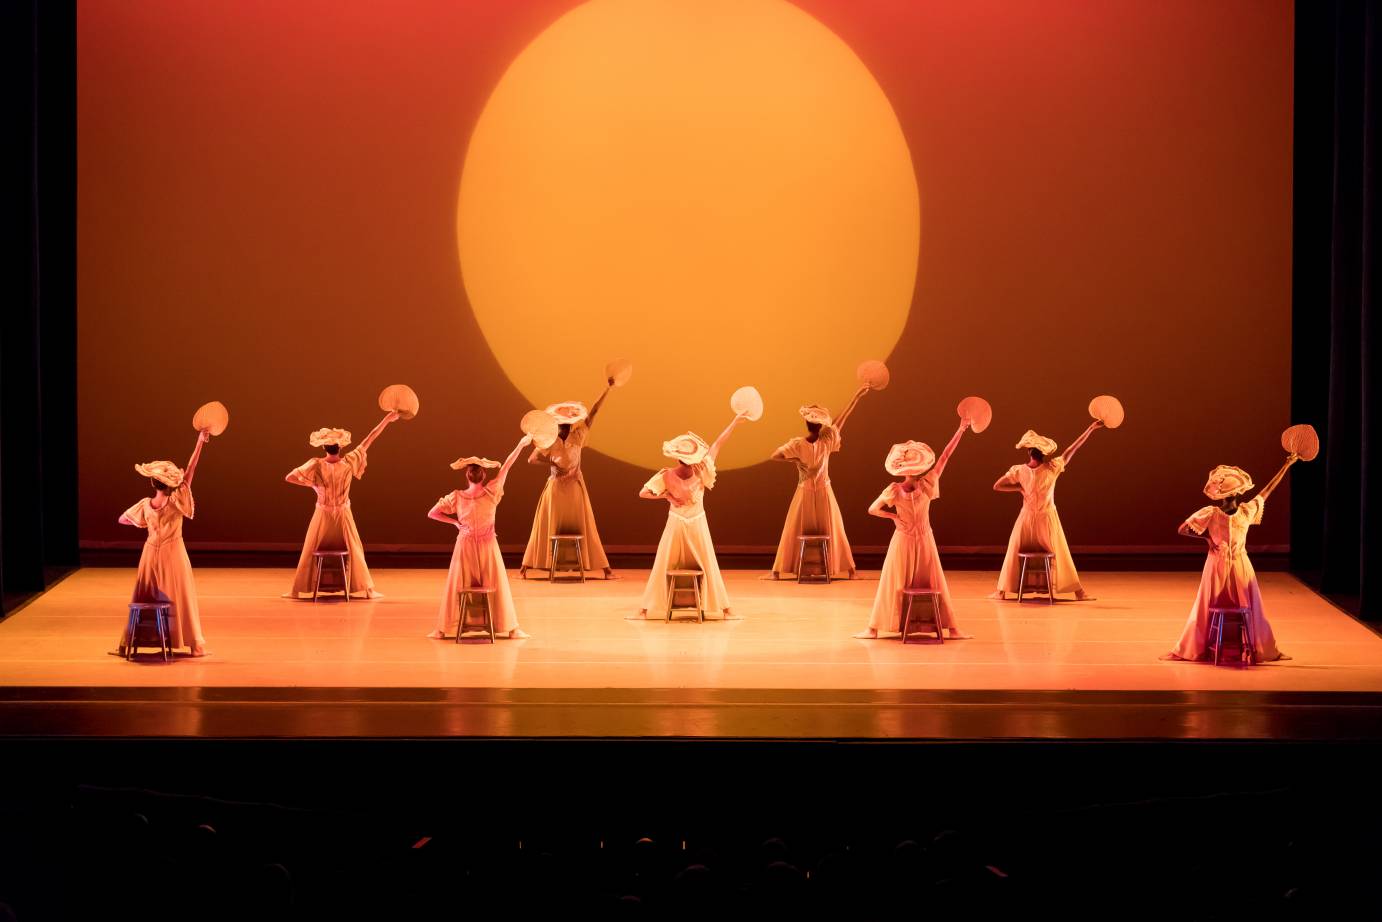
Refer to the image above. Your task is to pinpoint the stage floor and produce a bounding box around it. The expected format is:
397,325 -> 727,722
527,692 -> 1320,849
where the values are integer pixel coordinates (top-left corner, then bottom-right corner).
3,568 -> 1381,740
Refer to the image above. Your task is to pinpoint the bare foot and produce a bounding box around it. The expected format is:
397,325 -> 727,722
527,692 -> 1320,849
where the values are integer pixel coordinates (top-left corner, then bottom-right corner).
625,610 -> 649,621
1074,590 -> 1095,601
771,571 -> 779,581
190,646 -> 208,657
603,569 -> 619,580
426,630 -> 444,640
279,592 -> 299,600
986,591 -> 1006,601
1159,652 -> 1186,661
1274,653 -> 1293,661
722,610 -> 742,620
507,628 -> 531,639
519,567 -> 528,578
852,628 -> 878,639
365,590 -> 385,600
946,630 -> 974,640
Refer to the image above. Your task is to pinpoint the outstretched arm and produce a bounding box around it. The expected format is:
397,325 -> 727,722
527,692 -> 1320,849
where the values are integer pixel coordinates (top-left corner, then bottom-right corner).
183,430 -> 211,487
494,435 -> 533,491
709,413 -> 748,462
586,378 -> 615,427
1256,455 -> 1298,502
1059,420 -> 1103,465
931,421 -> 969,480
357,411 -> 400,453
833,385 -> 871,432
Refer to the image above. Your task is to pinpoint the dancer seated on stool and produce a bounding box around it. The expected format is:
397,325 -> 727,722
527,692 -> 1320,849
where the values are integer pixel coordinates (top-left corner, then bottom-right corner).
631,412 -> 750,620
854,422 -> 974,640
519,381 -> 617,580
117,430 -> 212,657
988,422 -> 1102,601
426,434 -> 533,640
283,411 -> 399,600
1162,459 -> 1296,663
768,385 -> 871,580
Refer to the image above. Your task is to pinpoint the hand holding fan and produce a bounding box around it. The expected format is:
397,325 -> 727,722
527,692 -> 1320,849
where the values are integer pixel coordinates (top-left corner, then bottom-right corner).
1088,395 -> 1125,429
378,384 -> 420,420
956,396 -> 992,433
730,386 -> 764,421
605,358 -> 634,388
1281,424 -> 1319,461
856,359 -> 891,391
521,409 -> 559,449
192,401 -> 229,436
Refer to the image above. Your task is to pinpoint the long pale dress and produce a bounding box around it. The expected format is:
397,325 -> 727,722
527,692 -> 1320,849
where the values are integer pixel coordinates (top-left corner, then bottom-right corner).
119,485 -> 205,652
994,457 -> 1085,597
432,485 -> 518,636
1171,497 -> 1283,662
867,476 -> 960,633
287,448 -> 374,597
640,462 -> 732,616
521,422 -> 611,573
770,427 -> 856,579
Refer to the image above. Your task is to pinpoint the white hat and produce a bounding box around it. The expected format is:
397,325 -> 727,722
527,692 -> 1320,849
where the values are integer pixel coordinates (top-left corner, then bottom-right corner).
1204,464 -> 1254,500
798,405 -> 832,426
450,456 -> 501,470
1016,430 -> 1057,455
546,401 -> 589,425
134,460 -> 184,488
309,428 -> 352,448
662,432 -> 710,465
884,441 -> 936,476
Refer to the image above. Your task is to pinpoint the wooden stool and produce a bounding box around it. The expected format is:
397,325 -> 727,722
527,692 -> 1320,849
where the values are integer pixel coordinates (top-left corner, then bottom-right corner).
796,535 -> 832,584
456,587 -> 496,643
125,602 -> 173,662
900,589 -> 944,644
548,534 -> 586,583
666,569 -> 705,622
1207,606 -> 1255,666
1017,552 -> 1056,604
311,550 -> 352,602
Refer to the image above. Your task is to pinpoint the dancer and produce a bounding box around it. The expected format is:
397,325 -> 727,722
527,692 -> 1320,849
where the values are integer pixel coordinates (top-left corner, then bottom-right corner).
519,379 -> 616,580
117,429 -> 212,656
1163,459 -> 1296,663
768,384 -> 871,580
854,421 -> 974,639
427,434 -> 533,640
989,421 -> 1103,601
633,412 -> 751,619
283,411 -> 399,599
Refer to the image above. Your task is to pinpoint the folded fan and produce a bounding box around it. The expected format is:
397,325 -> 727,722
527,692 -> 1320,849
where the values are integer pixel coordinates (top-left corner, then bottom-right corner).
1281,424 -> 1319,461
730,386 -> 764,422
1088,394 -> 1125,429
192,401 -> 229,436
377,384 -> 420,420
956,396 -> 992,433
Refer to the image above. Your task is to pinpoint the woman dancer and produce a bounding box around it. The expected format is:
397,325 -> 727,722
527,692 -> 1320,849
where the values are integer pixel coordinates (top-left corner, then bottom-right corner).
427,435 -> 533,640
633,412 -> 751,619
1163,458 -> 1296,663
989,421 -> 1102,601
854,420 -> 973,639
283,411 -> 399,600
117,429 -> 212,656
768,384 -> 871,580
519,378 -> 616,580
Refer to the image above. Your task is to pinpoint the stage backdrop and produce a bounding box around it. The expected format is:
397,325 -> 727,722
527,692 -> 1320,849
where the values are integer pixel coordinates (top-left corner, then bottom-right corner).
78,0 -> 1293,554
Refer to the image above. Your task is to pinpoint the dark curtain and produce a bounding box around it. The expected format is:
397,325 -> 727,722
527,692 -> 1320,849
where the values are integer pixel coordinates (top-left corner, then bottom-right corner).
0,1 -> 76,616
1292,1 -> 1380,620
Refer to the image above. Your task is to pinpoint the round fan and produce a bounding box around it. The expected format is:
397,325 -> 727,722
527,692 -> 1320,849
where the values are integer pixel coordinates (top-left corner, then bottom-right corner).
730,385 -> 764,422
521,409 -> 559,449
605,358 -> 634,387
192,401 -> 229,436
1281,424 -> 1320,461
956,396 -> 992,434
378,384 -> 420,420
856,359 -> 891,391
1088,394 -> 1125,429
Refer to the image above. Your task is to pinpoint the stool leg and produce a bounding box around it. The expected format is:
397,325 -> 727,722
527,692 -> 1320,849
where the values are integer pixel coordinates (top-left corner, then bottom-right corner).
901,594 -> 913,644
823,537 -> 832,584
1044,559 -> 1055,605
124,609 -> 138,660
550,537 -> 559,580
486,595 -> 495,644
696,575 -> 704,622
1242,613 -> 1255,665
666,575 -> 675,621
577,537 -> 586,584
796,538 -> 806,584
312,557 -> 322,602
931,594 -> 943,643
343,556 -> 350,602
1214,614 -> 1225,666
1017,557 -> 1029,603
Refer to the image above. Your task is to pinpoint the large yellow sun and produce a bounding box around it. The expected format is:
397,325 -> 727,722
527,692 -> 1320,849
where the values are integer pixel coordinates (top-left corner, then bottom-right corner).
458,0 -> 918,470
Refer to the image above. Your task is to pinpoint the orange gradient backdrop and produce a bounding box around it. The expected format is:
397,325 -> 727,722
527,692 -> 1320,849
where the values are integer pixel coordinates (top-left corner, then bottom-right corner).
77,0 -> 1294,553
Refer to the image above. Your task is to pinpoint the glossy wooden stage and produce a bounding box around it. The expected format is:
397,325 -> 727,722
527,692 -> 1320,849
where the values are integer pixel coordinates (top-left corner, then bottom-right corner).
2,568 -> 1381,740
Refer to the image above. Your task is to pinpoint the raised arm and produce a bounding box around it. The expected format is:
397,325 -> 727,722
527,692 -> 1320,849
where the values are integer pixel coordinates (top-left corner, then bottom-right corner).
494,434 -> 533,491
931,421 -> 969,480
183,430 -> 211,487
709,413 -> 748,462
1256,455 -> 1298,502
356,410 -> 399,453
1059,420 -> 1103,465
586,378 -> 615,427
832,386 -> 871,432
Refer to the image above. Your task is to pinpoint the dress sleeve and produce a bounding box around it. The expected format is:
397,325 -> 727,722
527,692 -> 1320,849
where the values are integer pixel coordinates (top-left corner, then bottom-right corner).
1183,506 -> 1216,534
920,471 -> 940,499
820,426 -> 841,452
642,470 -> 667,496
774,437 -> 801,461
345,446 -> 368,480
569,424 -> 590,448
1048,456 -> 1068,475
434,491 -> 458,516
121,498 -> 148,528
1242,495 -> 1265,526
998,465 -> 1022,487
875,482 -> 898,507
170,483 -> 195,520
290,458 -> 320,486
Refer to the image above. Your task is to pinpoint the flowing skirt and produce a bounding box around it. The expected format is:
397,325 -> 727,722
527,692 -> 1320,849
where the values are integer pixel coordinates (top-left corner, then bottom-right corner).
435,534 -> 518,635
288,503 -> 374,596
994,506 -> 1084,597
120,538 -> 204,651
1171,551 -> 1282,662
868,527 -> 958,633
521,473 -> 610,572
640,511 -> 731,615
770,480 -> 856,578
